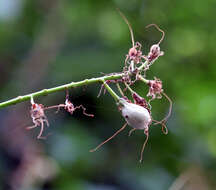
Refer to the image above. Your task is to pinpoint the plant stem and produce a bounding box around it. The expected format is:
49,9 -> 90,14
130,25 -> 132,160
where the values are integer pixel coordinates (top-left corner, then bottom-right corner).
0,61 -> 148,108
0,73 -> 124,108
101,80 -> 120,101
139,75 -> 149,84
124,83 -> 136,94
116,83 -> 125,97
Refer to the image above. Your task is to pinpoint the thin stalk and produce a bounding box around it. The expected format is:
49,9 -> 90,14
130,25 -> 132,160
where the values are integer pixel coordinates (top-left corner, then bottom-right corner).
116,83 -> 125,97
139,75 -> 149,84
102,80 -> 120,101
0,61 -> 148,108
138,60 -> 149,71
124,83 -> 135,94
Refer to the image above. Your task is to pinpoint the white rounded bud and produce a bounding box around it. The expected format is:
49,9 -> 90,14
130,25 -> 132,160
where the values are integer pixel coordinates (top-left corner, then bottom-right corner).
118,98 -> 151,130
150,44 -> 160,54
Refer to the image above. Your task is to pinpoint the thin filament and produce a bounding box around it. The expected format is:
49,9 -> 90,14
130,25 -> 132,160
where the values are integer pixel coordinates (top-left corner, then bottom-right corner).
44,105 -> 64,110
124,82 -> 135,95
152,119 -> 168,135
44,104 -> 65,114
97,84 -> 105,98
90,123 -> 127,152
75,105 -> 94,117
117,9 -> 135,47
146,24 -> 165,45
116,83 -> 125,97
161,92 -> 172,122
151,92 -> 172,130
128,128 -> 136,137
26,124 -> 37,130
37,120 -> 44,139
139,131 -> 149,163
161,123 -> 168,135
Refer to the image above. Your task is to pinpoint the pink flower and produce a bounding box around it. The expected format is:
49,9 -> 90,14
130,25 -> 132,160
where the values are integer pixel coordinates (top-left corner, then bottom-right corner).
147,44 -> 164,63
147,77 -> 163,99
26,97 -> 49,139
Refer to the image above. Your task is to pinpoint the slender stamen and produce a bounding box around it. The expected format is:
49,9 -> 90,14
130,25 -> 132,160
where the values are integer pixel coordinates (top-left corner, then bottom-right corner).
90,123 -> 127,152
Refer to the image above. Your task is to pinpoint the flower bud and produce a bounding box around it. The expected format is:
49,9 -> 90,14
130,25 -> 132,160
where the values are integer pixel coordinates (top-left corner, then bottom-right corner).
148,44 -> 164,62
31,103 -> 45,120
147,77 -> 163,99
132,92 -> 148,109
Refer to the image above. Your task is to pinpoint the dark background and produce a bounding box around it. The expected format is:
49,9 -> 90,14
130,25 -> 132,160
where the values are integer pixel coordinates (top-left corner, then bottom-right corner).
0,0 -> 216,189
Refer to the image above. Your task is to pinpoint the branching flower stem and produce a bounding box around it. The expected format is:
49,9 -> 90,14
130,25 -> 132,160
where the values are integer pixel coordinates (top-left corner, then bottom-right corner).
0,61 -> 149,109
124,83 -> 136,94
101,79 -> 120,101
139,75 -> 149,84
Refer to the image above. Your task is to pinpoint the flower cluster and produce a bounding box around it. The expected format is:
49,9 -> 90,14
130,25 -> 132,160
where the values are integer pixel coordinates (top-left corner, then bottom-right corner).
22,11 -> 172,163
122,18 -> 165,78
90,12 -> 172,162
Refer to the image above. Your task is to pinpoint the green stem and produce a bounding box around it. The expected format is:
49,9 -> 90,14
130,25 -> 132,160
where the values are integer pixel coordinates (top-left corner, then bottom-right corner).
116,83 -> 125,97
0,74 -> 123,108
102,80 -> 120,101
124,83 -> 135,94
139,75 -> 149,84
0,61 -> 149,108
138,60 -> 148,71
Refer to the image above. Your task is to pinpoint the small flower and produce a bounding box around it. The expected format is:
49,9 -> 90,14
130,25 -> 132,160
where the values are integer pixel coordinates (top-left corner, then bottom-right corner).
128,42 -> 143,64
26,96 -> 49,139
61,97 -> 94,117
147,77 -> 163,100
145,24 -> 165,64
125,43 -> 144,73
147,44 -> 164,63
46,92 -> 94,117
63,99 -> 76,114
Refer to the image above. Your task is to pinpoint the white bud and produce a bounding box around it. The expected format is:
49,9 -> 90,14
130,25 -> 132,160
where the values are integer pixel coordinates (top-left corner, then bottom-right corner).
118,98 -> 151,130
150,44 -> 160,54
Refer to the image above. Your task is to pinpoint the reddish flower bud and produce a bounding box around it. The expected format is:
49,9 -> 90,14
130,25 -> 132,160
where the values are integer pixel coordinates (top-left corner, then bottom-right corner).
64,99 -> 75,114
27,97 -> 49,139
129,47 -> 138,58
145,24 -> 165,63
147,44 -> 164,63
30,103 -> 45,120
132,92 -> 148,109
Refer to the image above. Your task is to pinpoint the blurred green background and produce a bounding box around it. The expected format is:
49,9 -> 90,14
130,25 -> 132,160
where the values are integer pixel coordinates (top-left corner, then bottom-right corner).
0,0 -> 216,189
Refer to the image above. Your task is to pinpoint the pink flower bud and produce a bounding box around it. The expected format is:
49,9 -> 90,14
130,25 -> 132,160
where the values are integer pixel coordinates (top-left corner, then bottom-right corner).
31,103 -> 45,120
147,77 -> 163,99
27,97 -> 49,139
132,92 -> 148,109
147,44 -> 164,63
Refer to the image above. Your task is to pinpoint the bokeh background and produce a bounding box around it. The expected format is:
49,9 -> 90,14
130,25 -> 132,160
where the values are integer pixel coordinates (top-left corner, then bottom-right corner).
0,0 -> 216,189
